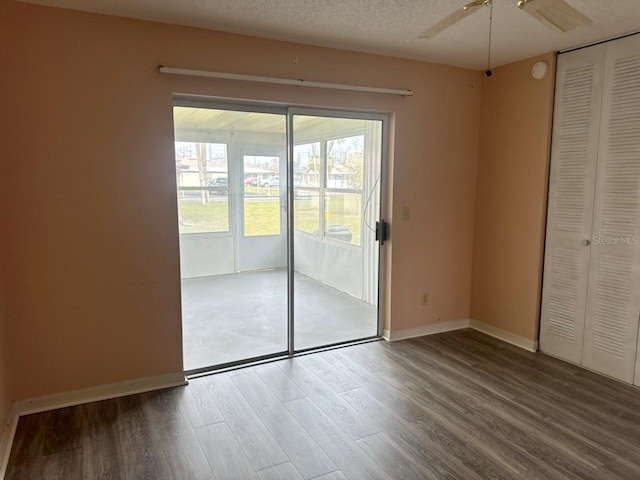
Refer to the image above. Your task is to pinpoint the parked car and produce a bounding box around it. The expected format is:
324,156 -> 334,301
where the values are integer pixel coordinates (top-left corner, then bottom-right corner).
244,177 -> 256,186
209,177 -> 228,187
261,176 -> 279,188
208,177 -> 228,194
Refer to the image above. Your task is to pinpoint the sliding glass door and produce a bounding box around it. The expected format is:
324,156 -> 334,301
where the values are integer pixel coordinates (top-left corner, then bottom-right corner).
173,102 -> 385,372
174,106 -> 289,372
292,112 -> 383,350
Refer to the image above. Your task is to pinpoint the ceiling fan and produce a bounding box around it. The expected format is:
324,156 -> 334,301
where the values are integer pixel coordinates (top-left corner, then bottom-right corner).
419,0 -> 592,39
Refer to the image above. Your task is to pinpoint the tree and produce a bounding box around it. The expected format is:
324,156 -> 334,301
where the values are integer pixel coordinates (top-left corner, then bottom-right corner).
196,143 -> 209,205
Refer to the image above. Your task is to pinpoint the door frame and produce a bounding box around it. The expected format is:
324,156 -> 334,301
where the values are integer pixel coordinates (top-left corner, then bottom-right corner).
287,107 -> 389,354
174,97 -> 390,373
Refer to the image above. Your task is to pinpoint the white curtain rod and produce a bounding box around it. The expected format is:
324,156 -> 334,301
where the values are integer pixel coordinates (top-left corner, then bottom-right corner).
158,66 -> 413,97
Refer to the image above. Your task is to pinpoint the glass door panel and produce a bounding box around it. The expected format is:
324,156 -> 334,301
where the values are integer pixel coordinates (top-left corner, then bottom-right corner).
174,105 -> 288,371
292,114 -> 383,350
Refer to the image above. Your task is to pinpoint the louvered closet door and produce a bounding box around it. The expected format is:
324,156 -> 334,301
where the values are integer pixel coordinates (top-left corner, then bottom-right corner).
540,45 -> 606,364
582,35 -> 640,383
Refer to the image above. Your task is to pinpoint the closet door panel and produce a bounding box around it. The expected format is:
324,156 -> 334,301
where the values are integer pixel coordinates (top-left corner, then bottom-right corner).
540,45 -> 606,363
583,35 -> 640,383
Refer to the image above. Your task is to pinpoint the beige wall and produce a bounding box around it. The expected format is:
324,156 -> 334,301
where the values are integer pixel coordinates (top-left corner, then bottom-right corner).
0,278 -> 10,447
0,2 -> 13,445
1,1 -> 481,401
471,53 -> 556,341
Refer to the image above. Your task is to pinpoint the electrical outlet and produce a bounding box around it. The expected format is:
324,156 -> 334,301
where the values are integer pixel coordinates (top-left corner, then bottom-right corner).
422,292 -> 429,306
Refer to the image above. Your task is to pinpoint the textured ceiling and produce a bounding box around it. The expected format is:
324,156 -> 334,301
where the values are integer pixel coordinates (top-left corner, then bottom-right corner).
18,0 -> 640,69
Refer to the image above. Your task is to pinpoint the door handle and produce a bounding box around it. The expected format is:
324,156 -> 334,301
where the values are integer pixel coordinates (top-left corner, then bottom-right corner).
375,220 -> 389,245
581,239 -> 591,246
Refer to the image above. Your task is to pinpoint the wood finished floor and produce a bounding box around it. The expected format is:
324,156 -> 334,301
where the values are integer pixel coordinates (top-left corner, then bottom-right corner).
6,329 -> 640,479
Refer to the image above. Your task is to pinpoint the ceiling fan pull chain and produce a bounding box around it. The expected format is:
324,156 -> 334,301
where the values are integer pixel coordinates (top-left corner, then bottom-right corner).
486,0 -> 493,77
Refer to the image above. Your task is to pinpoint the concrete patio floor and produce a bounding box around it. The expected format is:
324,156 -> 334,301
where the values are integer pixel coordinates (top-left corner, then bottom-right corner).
181,269 -> 377,370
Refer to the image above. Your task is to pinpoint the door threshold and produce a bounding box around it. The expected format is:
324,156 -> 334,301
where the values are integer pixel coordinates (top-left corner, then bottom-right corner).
185,336 -> 382,380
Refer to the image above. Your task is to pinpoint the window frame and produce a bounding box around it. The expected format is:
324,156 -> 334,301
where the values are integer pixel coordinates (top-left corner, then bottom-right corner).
293,134 -> 366,247
175,142 -> 232,237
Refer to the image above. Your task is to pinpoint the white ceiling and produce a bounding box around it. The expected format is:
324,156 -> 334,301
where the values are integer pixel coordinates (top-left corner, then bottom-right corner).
173,107 -> 364,135
19,0 -> 640,69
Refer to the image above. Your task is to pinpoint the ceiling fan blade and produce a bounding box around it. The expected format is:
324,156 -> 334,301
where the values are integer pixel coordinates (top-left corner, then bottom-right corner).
517,0 -> 592,33
419,0 -> 488,39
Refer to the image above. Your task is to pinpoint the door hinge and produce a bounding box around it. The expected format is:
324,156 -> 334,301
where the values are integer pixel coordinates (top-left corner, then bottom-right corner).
375,220 -> 389,245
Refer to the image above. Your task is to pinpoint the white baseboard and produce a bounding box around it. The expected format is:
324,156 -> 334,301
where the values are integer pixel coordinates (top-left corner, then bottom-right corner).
382,318 -> 470,341
469,319 -> 538,352
0,372 -> 187,479
0,404 -> 20,480
15,372 -> 188,417
381,318 -> 538,353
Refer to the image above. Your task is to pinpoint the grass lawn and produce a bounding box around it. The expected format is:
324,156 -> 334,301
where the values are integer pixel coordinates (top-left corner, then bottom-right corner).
179,200 -> 229,234
244,201 -> 281,236
244,185 -> 278,195
179,193 -> 362,245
